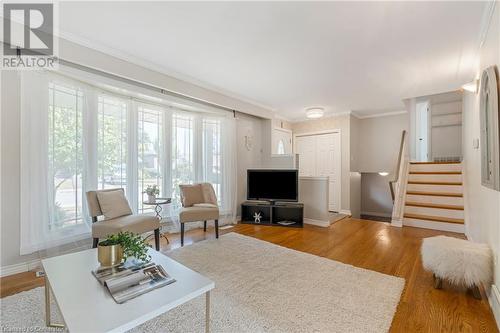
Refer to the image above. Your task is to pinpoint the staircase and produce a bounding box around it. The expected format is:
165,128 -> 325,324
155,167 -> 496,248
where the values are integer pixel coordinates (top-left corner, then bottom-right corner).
402,161 -> 465,233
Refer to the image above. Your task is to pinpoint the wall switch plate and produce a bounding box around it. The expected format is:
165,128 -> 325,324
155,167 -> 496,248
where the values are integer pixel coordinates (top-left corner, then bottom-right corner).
473,138 -> 480,149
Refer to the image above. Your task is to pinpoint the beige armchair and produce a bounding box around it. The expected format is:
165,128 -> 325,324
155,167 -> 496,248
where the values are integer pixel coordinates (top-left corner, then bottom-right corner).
179,183 -> 219,246
86,188 -> 161,250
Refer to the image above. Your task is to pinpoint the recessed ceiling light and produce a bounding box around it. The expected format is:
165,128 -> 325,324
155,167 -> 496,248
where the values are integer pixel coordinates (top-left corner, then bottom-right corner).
378,172 -> 389,176
305,107 -> 324,119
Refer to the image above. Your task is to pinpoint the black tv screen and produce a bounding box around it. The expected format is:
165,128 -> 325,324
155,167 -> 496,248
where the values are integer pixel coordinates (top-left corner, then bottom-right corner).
247,169 -> 298,202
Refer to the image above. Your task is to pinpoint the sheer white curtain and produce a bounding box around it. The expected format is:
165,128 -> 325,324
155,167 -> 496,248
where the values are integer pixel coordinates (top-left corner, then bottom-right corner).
20,72 -> 91,255
220,116 -> 238,223
19,71 -> 238,254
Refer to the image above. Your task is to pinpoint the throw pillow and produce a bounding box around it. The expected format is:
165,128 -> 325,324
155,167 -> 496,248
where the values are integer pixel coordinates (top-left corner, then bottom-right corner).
179,184 -> 204,207
96,189 -> 132,220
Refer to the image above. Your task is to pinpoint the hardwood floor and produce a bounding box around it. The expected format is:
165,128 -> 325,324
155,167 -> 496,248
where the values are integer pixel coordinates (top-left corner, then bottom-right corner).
1,218 -> 498,332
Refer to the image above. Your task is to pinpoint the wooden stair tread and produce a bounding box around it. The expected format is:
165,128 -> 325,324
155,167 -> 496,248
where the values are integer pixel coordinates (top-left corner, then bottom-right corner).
405,202 -> 464,210
409,171 -> 461,175
410,161 -> 461,165
408,181 -> 462,185
406,191 -> 463,197
403,213 -> 464,224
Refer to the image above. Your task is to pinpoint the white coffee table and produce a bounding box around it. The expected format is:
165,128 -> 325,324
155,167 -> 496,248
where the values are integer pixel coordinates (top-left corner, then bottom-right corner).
42,248 -> 215,333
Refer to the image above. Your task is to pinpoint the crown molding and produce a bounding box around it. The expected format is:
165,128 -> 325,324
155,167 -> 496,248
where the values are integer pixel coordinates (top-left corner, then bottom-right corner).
353,110 -> 407,119
478,1 -> 496,51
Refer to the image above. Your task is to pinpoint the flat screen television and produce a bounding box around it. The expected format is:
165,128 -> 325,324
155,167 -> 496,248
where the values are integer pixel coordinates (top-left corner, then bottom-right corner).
247,169 -> 298,202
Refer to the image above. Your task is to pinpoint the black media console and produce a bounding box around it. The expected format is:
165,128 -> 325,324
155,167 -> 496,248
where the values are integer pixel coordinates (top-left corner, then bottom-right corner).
241,201 -> 304,228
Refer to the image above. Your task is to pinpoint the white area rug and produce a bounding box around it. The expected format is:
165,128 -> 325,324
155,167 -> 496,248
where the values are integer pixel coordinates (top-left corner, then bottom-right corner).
1,233 -> 405,332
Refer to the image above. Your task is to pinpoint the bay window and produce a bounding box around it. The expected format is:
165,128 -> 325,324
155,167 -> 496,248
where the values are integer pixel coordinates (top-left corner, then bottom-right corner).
20,71 -> 236,255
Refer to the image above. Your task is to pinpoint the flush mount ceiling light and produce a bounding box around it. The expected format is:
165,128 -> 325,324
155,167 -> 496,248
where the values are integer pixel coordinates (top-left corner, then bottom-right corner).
378,172 -> 389,176
462,80 -> 478,93
305,107 -> 325,119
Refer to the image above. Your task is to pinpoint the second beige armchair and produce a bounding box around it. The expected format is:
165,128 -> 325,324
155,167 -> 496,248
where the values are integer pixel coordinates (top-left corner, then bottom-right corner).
179,183 -> 219,246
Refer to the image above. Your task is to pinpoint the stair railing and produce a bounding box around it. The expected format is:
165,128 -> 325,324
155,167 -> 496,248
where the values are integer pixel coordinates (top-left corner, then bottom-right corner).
390,130 -> 408,227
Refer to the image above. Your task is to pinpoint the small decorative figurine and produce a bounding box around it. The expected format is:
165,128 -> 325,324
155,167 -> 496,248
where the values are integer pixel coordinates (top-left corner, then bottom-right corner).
253,212 -> 262,223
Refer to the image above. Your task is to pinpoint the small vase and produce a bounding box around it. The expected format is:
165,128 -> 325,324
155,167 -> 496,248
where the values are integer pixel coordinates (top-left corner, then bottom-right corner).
97,244 -> 123,267
148,194 -> 156,203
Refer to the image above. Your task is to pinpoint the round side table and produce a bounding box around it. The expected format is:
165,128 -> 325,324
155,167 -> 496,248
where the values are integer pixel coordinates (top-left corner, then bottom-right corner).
143,198 -> 172,244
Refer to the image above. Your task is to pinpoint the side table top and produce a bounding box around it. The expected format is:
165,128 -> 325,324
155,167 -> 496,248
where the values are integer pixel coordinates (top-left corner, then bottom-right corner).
142,198 -> 171,205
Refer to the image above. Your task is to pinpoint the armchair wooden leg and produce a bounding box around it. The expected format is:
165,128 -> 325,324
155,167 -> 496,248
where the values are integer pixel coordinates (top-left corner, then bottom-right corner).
204,220 -> 207,232
154,229 -> 160,251
215,219 -> 219,239
92,238 -> 99,248
181,223 -> 185,247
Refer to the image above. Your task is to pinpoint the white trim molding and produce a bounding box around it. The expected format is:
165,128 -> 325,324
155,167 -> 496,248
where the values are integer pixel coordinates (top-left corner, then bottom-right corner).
488,284 -> 500,330
303,218 -> 330,228
0,259 -> 42,277
339,209 -> 352,216
353,110 -> 407,119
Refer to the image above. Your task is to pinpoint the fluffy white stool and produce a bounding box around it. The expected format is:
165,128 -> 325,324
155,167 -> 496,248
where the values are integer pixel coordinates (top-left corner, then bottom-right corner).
421,235 -> 492,299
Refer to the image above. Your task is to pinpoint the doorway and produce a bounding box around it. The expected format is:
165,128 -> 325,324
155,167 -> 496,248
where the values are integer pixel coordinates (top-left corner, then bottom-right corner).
415,101 -> 430,161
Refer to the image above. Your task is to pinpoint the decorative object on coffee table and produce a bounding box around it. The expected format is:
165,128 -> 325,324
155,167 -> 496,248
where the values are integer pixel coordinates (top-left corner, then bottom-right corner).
421,235 -> 493,299
98,231 -> 151,267
143,198 -> 172,244
145,185 -> 160,203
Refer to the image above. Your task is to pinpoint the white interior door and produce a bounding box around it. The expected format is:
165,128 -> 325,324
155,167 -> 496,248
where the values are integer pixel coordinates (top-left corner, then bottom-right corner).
295,135 -> 316,176
272,128 -> 292,155
416,101 -> 429,161
295,132 -> 341,212
316,133 -> 341,212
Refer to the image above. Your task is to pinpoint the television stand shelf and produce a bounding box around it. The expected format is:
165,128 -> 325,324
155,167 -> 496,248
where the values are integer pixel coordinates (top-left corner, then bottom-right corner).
241,201 -> 303,228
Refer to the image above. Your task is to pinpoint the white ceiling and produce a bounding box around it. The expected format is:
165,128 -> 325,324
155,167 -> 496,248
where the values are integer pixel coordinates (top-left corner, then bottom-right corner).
59,1 -> 487,120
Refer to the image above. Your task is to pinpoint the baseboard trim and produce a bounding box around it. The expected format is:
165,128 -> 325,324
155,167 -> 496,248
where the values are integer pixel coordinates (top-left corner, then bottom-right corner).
488,284 -> 500,330
0,259 -> 41,277
339,209 -> 352,216
303,218 -> 330,228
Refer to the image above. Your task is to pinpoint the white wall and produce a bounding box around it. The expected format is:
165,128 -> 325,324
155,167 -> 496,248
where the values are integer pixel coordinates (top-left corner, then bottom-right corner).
361,173 -> 393,217
0,38 -> 272,269
236,113 -> 264,216
431,100 -> 462,160
462,5 -> 500,325
357,113 -> 409,173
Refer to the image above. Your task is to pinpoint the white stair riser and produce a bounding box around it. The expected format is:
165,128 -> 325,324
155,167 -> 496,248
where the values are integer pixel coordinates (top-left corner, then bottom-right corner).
409,163 -> 462,172
403,218 -> 465,233
404,206 -> 464,219
406,183 -> 463,193
405,194 -> 464,206
408,174 -> 462,183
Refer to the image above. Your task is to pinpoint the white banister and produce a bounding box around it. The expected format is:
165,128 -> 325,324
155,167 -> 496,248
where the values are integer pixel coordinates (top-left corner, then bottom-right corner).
390,131 -> 409,227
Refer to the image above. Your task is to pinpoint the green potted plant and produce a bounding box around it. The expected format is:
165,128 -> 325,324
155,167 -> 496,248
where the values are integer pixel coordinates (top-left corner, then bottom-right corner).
97,231 -> 151,267
144,185 -> 160,203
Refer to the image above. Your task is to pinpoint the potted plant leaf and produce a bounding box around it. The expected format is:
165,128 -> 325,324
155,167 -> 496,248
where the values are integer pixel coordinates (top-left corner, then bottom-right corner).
97,231 -> 151,267
144,185 -> 160,203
